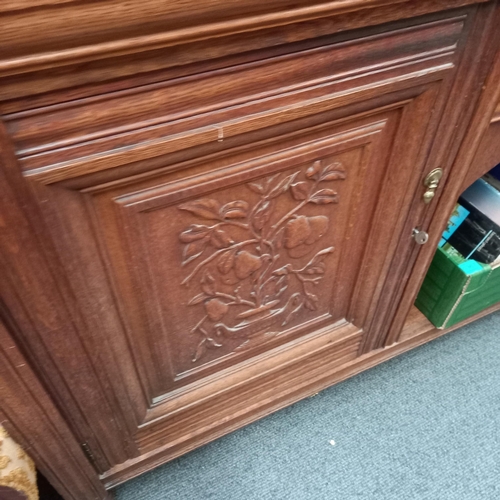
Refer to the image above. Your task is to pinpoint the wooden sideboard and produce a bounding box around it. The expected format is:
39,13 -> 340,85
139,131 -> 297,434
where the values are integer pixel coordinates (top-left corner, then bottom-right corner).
1,2 -> 500,498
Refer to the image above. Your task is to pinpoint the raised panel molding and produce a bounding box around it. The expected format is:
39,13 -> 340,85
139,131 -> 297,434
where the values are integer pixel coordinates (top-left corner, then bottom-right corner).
95,118 -> 385,400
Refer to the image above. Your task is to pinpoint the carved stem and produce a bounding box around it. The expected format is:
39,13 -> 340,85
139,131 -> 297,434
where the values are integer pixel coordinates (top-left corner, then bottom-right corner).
252,237 -> 279,305
247,198 -> 266,241
292,272 -> 321,296
269,179 -> 320,235
269,199 -> 308,233
190,315 -> 208,335
215,292 -> 256,308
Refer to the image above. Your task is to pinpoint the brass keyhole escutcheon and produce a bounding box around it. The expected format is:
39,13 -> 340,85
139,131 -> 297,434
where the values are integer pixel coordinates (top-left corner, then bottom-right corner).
422,168 -> 443,204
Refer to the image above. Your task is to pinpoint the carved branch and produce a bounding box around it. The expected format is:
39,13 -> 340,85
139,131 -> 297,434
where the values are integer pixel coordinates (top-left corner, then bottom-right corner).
182,239 -> 258,285
190,315 -> 208,335
269,198 -> 309,233
269,178 -> 319,234
214,292 -> 256,308
178,161 -> 345,363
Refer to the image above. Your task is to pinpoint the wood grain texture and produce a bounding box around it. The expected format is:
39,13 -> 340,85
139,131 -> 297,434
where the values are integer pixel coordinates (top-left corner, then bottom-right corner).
0,0 -> 77,12
2,0 -> 479,77
0,123 -> 141,472
1,1 -> 500,498
0,318 -> 112,500
0,1 -> 486,107
5,15 -> 463,184
2,11 -> 466,479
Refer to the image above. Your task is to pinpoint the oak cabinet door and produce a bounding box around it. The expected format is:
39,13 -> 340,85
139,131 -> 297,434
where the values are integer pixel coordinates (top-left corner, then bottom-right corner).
0,12 -> 474,481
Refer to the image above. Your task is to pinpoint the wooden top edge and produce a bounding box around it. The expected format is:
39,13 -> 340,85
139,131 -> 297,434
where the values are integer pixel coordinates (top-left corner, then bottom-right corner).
0,0 -> 401,17
0,0 -> 403,77
0,0 -> 76,13
0,0 -> 486,78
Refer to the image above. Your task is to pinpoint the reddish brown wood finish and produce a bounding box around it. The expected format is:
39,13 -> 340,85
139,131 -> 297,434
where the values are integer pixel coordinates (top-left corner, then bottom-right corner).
0,0 -> 487,80
1,1 -> 500,499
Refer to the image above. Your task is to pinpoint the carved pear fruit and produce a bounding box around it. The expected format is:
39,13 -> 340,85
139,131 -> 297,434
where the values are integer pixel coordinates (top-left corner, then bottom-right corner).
234,251 -> 262,279
205,299 -> 229,321
284,215 -> 311,248
304,216 -> 329,244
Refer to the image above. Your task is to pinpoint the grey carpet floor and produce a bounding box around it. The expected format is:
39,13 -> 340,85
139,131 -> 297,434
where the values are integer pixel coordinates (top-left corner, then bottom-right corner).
115,311 -> 500,500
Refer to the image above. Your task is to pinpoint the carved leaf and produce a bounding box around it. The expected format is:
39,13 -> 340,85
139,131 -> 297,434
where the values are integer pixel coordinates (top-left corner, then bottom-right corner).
206,337 -> 223,348
264,174 -> 279,188
210,228 -> 233,249
274,275 -> 289,299
179,199 -> 221,220
304,292 -> 319,311
308,247 -> 335,267
179,224 -> 211,242
182,238 -> 208,265
305,263 -> 326,275
290,182 -> 309,201
282,294 -> 304,326
234,251 -> 262,280
220,200 -> 249,219
306,160 -> 321,179
200,270 -> 216,296
192,339 -> 207,363
309,189 -> 339,205
252,200 -> 273,231
273,266 -> 290,276
320,162 -> 346,181
276,275 -> 288,288
205,299 -> 229,321
274,227 -> 285,250
188,293 -> 208,305
261,276 -> 278,299
217,249 -> 236,275
266,172 -> 299,199
247,182 -> 265,194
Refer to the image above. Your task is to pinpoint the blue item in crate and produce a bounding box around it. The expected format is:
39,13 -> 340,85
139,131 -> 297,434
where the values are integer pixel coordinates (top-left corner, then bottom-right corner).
438,203 -> 470,248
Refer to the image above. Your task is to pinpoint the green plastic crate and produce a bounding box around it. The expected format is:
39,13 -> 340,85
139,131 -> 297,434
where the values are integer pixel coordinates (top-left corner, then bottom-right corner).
415,245 -> 500,329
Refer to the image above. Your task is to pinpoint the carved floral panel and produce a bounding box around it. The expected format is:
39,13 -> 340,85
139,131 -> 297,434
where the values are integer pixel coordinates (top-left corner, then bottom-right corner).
177,159 -> 346,363
107,133 -> 374,390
